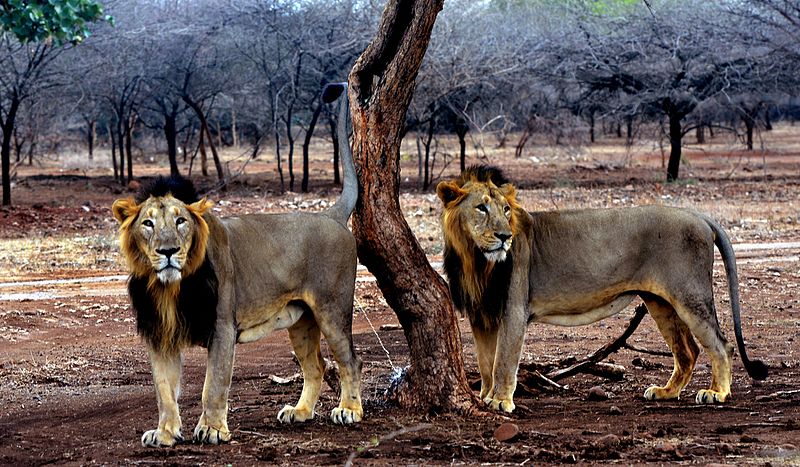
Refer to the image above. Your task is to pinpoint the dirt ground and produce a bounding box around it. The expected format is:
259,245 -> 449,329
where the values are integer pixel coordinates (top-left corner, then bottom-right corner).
1,127 -> 799,465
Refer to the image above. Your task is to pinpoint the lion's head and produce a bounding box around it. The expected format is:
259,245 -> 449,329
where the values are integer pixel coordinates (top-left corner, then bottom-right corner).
112,177 -> 212,285
436,165 -> 521,263
437,166 -> 523,329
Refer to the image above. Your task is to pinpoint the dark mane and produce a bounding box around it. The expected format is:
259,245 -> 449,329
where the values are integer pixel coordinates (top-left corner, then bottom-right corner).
458,165 -> 510,187
443,245 -> 514,331
128,258 -> 218,352
136,175 -> 200,204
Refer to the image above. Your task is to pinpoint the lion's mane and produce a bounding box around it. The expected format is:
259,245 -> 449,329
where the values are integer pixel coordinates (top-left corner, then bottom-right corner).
441,165 -> 522,330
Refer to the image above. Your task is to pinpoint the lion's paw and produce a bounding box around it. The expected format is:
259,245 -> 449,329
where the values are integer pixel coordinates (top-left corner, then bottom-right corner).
644,385 -> 679,401
277,405 -> 315,424
141,428 -> 183,448
331,407 -> 362,425
193,424 -> 231,445
484,396 -> 515,413
695,389 -> 727,404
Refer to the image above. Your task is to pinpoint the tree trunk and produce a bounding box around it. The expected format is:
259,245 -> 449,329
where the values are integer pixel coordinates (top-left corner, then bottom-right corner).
456,126 -> 467,173
286,114 -> 295,191
274,125 -> 285,193
117,118 -> 125,184
125,114 -> 135,183
87,119 -> 96,160
164,114 -> 180,177
329,115 -> 340,185
626,117 -> 633,145
199,127 -> 208,176
666,112 -> 683,182
588,111 -> 595,143
231,108 -> 239,148
696,125 -> 705,144
349,0 -> 477,413
423,118 -> 434,190
302,100 -> 323,193
743,115 -> 755,151
183,96 -> 225,183
1,96 -> 20,206
108,121 -> 118,181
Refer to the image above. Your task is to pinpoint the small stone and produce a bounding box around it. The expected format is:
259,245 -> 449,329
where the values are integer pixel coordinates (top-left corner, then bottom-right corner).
656,442 -> 676,454
493,422 -> 520,442
609,405 -> 623,415
587,386 -> 609,401
596,434 -> 620,447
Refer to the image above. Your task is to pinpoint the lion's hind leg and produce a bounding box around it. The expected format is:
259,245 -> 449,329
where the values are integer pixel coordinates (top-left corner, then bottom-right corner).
672,297 -> 734,404
278,307 -> 324,423
313,304 -> 363,425
642,296 -> 700,401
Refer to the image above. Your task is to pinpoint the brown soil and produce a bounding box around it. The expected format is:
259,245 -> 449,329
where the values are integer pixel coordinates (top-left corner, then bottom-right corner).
1,128 -> 799,465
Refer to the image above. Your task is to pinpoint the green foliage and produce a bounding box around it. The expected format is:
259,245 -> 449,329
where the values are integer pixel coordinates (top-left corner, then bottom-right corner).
0,0 -> 113,45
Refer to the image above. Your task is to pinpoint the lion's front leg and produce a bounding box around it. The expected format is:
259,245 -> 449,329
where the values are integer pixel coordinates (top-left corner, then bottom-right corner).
472,325 -> 498,400
194,325 -> 235,445
486,308 -> 527,413
142,349 -> 184,448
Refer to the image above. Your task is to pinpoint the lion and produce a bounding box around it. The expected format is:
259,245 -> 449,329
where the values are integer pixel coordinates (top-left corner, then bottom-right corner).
111,83 -> 362,448
437,165 -> 768,413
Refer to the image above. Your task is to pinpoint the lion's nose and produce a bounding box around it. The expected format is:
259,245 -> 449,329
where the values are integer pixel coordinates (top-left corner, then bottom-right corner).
157,247 -> 180,258
495,232 -> 512,243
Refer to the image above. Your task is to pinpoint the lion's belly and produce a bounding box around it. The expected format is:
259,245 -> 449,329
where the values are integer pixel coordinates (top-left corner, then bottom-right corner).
530,294 -> 636,326
236,303 -> 305,343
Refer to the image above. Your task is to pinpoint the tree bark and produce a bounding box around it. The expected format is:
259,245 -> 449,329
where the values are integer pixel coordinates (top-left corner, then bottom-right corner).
349,0 -> 478,413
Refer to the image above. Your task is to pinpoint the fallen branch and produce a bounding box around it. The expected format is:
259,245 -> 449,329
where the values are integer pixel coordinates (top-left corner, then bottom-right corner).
545,304 -> 649,382
344,423 -> 433,467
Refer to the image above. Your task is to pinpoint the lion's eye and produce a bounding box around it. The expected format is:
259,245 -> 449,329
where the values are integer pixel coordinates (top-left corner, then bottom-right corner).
176,217 -> 186,226
504,205 -> 511,214
142,219 -> 154,228
476,205 -> 488,213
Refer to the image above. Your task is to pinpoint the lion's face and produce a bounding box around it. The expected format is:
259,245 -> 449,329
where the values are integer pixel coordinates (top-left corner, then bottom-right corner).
437,179 -> 519,263
112,194 -> 212,284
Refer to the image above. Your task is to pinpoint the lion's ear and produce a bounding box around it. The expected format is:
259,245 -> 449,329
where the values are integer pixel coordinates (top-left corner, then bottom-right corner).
499,183 -> 517,200
112,198 -> 139,224
188,197 -> 213,217
436,181 -> 466,206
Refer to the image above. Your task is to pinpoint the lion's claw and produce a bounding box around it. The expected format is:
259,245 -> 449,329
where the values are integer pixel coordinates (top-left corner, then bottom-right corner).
193,424 -> 231,444
331,407 -> 362,425
141,428 -> 183,448
277,405 -> 314,424
484,396 -> 515,413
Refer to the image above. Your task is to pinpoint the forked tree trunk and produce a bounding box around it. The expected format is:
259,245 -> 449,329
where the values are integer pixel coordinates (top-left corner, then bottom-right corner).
349,0 -> 478,413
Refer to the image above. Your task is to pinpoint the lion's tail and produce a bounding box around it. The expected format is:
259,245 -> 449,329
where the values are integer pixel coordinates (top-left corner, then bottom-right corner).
703,214 -> 769,381
322,82 -> 358,225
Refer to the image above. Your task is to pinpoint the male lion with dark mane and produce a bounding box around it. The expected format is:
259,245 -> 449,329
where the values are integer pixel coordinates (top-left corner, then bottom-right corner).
112,83 -> 362,447
437,165 -> 768,413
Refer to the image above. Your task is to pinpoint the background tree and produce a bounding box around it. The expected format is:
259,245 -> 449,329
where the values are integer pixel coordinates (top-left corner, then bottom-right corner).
0,0 -> 110,205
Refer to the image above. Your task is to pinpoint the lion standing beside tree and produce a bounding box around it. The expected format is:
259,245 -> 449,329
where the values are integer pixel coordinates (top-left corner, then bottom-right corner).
437,165 -> 768,413
112,83 -> 362,447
